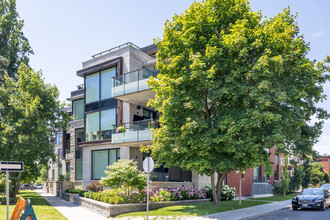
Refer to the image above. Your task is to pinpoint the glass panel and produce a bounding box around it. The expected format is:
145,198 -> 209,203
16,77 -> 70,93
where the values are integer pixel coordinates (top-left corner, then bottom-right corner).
101,67 -> 116,100
109,149 -> 117,165
59,164 -> 62,176
86,73 -> 99,104
86,112 -> 99,141
75,128 -> 84,180
73,99 -> 84,120
58,149 -> 62,160
93,150 -> 108,180
100,109 -> 116,140
55,131 -> 62,144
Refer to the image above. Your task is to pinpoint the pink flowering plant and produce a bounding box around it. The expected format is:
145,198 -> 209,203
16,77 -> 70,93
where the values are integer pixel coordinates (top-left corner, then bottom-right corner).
84,186 -> 206,205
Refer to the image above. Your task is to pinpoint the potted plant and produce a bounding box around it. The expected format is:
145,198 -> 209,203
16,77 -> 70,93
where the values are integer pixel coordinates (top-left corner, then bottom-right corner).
116,126 -> 126,133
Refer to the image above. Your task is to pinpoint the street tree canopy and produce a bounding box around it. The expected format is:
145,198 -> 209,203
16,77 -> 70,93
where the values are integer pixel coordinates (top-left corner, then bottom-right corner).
0,0 -> 33,78
147,0 -> 330,205
0,60 -> 68,201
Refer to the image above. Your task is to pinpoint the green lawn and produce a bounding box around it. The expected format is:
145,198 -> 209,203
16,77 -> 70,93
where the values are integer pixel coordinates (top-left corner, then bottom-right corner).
248,193 -> 296,202
113,200 -> 270,218
0,191 -> 67,220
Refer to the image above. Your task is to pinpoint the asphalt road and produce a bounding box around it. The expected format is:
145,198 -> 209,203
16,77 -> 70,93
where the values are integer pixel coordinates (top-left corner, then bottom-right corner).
252,207 -> 330,220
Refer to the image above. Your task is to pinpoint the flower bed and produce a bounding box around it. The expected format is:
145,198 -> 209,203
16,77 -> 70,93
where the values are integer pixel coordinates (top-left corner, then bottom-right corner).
84,186 -> 206,205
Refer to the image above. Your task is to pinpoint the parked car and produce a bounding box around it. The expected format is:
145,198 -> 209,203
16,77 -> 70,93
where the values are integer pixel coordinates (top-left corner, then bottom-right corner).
292,188 -> 330,211
34,184 -> 43,189
321,184 -> 330,190
21,184 -> 36,190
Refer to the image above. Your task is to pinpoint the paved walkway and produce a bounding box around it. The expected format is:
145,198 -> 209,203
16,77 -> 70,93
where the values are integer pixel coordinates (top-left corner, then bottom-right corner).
205,199 -> 292,220
37,190 -> 109,220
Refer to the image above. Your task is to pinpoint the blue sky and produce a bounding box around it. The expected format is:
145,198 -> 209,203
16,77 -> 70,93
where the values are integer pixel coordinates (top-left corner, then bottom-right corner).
16,0 -> 329,154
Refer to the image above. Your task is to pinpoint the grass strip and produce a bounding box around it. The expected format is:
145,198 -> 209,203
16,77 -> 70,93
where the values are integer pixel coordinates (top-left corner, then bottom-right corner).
114,200 -> 270,218
0,191 -> 67,220
248,193 -> 295,202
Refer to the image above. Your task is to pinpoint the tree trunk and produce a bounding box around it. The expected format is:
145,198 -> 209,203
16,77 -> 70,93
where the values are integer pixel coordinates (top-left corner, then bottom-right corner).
211,174 -> 219,205
11,172 -> 21,204
215,172 -> 226,206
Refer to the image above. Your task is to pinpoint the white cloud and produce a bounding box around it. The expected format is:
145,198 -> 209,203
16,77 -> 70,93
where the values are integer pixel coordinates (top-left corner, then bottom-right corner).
310,31 -> 325,38
313,134 -> 330,155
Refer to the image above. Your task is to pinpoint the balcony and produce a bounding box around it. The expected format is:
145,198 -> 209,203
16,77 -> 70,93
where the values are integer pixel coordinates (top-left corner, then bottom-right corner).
111,119 -> 159,147
112,67 -> 159,105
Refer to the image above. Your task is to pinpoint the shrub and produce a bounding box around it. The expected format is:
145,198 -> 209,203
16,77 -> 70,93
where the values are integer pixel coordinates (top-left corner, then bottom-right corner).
100,159 -> 147,195
221,185 -> 236,201
85,189 -> 124,204
166,186 -> 206,201
58,175 -> 64,182
201,185 -> 235,201
151,189 -> 171,202
202,185 -> 213,200
86,181 -> 103,192
65,188 -> 86,196
273,181 -> 287,196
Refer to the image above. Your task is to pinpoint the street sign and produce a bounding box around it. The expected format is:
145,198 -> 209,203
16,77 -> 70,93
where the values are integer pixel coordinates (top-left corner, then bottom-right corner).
143,157 -> 154,220
0,161 -> 24,172
143,157 -> 154,173
0,161 -> 24,220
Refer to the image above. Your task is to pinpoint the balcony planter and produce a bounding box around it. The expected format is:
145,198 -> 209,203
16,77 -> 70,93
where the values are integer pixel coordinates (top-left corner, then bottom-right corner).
116,126 -> 126,133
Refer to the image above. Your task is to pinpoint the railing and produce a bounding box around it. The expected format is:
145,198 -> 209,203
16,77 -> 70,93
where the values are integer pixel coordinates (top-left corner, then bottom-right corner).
92,42 -> 141,58
253,176 -> 270,183
111,119 -> 159,144
112,67 -> 159,96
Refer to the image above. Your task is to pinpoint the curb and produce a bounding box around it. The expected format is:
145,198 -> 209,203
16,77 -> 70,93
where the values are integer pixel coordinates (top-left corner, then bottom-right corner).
241,205 -> 291,220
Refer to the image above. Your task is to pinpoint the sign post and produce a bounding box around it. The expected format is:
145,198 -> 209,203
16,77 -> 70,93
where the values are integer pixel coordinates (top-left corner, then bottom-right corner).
143,157 -> 154,220
0,161 -> 24,220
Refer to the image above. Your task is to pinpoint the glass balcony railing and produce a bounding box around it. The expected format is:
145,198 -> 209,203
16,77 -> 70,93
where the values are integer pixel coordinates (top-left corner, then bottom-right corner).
112,67 -> 159,97
111,119 -> 159,144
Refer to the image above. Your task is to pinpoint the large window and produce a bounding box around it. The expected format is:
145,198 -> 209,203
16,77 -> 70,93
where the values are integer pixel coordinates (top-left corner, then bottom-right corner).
86,108 -> 116,141
86,73 -> 99,104
73,99 -> 84,120
101,68 -> 116,99
86,112 -> 99,141
75,128 -> 84,180
85,67 -> 116,104
55,131 -> 62,145
92,149 -> 120,180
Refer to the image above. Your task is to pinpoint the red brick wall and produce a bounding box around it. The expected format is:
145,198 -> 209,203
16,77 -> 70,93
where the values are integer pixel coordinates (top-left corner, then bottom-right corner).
226,146 -> 281,196
226,169 -> 254,196
319,157 -> 330,176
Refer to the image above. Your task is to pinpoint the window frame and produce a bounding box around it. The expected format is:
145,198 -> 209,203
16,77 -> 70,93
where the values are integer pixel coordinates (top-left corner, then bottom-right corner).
91,148 -> 120,180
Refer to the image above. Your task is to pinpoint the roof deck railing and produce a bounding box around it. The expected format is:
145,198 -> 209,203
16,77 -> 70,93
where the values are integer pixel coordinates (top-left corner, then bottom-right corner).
92,42 -> 141,58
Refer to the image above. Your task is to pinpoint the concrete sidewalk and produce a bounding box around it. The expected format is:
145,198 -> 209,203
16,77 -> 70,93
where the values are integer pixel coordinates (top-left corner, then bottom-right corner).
36,190 -> 109,220
205,199 -> 292,220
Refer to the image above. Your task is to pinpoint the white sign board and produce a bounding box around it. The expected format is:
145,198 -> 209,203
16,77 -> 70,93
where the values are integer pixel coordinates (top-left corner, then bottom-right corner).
143,157 -> 154,173
0,161 -> 24,172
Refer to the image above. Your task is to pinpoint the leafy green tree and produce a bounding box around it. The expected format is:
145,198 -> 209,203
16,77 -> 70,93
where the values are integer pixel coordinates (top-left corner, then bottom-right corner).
302,158 -> 312,188
310,162 -> 325,186
0,0 -> 33,78
289,166 -> 303,192
0,62 -> 67,201
324,173 -> 329,183
148,0 -> 329,205
101,160 -> 147,196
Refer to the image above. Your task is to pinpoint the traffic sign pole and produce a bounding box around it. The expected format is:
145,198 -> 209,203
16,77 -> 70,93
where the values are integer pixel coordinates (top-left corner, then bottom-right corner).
0,161 -> 24,220
143,157 -> 154,220
6,171 -> 9,220
147,159 -> 149,220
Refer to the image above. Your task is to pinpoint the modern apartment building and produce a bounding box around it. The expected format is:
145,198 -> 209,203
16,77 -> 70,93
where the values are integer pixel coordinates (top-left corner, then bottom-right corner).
48,42 -> 283,196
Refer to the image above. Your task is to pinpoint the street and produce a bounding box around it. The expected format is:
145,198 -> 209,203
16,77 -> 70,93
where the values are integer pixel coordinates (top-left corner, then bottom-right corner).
252,207 -> 330,220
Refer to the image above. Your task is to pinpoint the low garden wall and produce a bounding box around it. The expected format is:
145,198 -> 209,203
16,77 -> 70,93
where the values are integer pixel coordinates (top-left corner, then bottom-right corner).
62,193 -> 210,217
